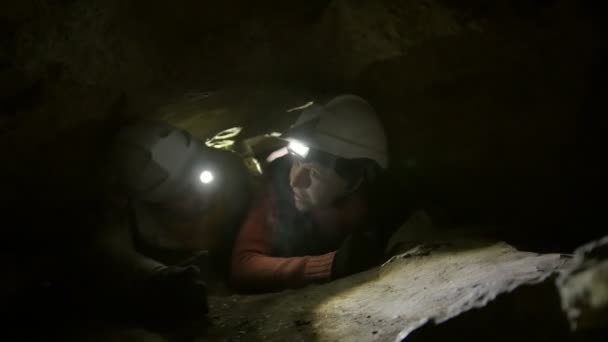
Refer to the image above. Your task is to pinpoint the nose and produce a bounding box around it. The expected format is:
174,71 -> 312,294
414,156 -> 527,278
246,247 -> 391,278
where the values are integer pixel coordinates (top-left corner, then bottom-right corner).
289,163 -> 311,189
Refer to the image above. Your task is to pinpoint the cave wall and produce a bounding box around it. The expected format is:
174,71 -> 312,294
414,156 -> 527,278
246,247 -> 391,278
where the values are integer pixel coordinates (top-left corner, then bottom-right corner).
1,0 -> 606,252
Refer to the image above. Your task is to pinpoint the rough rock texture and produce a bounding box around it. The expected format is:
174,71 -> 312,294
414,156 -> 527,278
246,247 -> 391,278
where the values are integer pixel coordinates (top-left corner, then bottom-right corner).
2,0 -> 606,252
557,235 -> 608,332
1,1 -> 606,339
200,240 -> 567,341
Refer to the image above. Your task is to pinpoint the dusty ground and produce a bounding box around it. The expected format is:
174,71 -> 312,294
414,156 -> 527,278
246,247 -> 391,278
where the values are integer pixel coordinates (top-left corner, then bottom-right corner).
78,238 -> 568,341
203,240 -> 567,341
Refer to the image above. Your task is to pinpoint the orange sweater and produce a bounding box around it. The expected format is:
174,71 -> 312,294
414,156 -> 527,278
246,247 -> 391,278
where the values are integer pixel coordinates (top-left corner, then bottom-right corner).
231,187 -> 366,292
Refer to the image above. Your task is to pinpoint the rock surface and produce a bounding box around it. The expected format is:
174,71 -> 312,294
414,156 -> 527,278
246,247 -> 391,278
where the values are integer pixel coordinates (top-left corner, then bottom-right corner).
557,235 -> 608,332
203,240 -> 567,341
2,0 -> 605,251
1,1 -> 606,340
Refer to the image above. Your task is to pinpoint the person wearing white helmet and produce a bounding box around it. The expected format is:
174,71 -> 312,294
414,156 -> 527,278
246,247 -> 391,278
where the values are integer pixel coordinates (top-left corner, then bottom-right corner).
231,94 -> 394,292
94,119 -> 252,328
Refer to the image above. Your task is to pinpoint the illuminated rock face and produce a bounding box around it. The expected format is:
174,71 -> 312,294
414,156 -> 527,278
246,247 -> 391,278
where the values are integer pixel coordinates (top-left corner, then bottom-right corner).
557,235 -> 608,333
206,240 -> 568,341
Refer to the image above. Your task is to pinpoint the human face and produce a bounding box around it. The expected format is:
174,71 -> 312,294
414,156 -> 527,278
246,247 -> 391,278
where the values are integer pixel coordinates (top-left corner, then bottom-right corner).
288,157 -> 349,212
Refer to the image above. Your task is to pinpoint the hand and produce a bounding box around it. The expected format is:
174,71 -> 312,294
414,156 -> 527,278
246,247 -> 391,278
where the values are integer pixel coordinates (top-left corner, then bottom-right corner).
332,230 -> 385,279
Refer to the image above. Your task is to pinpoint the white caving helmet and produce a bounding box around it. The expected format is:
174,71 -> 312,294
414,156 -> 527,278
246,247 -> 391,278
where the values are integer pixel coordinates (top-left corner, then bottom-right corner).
285,94 -> 388,169
115,120 -> 218,203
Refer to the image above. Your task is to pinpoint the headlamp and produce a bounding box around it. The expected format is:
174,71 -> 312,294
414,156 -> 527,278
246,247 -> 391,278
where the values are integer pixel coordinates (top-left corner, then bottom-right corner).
199,170 -> 214,184
287,139 -> 310,159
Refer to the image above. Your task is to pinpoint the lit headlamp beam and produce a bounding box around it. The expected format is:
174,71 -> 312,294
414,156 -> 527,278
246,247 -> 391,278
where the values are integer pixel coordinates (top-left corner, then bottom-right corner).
199,170 -> 214,184
287,139 -> 310,158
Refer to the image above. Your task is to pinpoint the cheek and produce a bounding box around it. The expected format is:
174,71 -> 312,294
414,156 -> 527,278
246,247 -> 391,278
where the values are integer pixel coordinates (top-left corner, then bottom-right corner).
306,180 -> 324,204
309,178 -> 345,206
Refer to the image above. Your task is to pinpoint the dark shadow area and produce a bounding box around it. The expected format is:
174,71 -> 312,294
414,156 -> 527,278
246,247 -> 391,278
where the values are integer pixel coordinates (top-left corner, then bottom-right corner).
355,7 -> 607,253
405,279 -> 575,342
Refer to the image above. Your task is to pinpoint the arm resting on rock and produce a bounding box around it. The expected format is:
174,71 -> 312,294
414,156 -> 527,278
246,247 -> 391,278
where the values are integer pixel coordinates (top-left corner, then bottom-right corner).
230,196 -> 335,292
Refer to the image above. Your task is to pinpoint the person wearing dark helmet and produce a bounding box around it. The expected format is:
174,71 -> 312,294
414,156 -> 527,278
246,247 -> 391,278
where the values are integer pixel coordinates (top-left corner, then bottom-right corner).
231,94 -> 392,293
93,120 -> 252,327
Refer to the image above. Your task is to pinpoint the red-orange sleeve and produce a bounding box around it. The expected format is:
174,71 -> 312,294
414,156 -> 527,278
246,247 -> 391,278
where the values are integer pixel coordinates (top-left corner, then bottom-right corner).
230,193 -> 335,292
